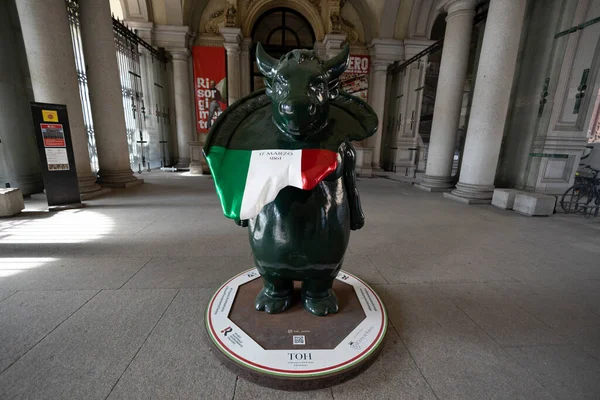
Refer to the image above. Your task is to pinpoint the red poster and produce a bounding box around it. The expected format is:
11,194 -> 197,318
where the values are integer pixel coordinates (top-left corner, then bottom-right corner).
40,123 -> 66,147
341,55 -> 370,101
192,46 -> 228,133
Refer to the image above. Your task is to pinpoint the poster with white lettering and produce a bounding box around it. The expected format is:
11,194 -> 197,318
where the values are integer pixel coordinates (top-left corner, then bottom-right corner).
192,46 -> 228,133
340,55 -> 370,101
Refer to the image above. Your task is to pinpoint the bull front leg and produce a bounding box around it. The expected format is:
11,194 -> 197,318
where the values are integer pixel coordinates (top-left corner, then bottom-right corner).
343,140 -> 365,230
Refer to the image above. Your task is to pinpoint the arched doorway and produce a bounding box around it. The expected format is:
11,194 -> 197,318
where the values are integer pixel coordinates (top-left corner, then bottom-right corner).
250,7 -> 316,91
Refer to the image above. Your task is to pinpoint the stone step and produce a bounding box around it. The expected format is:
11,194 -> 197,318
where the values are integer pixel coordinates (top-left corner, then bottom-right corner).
513,192 -> 557,216
0,188 -> 25,217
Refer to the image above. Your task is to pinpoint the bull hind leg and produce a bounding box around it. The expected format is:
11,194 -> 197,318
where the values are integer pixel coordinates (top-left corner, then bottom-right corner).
255,273 -> 294,314
301,276 -> 339,316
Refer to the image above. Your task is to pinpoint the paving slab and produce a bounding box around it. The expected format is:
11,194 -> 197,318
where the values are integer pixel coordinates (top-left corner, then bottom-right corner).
0,290 -> 16,302
341,255 -> 388,284
374,284 -> 554,400
331,328 -> 436,400
123,255 -> 253,289
235,378 -> 333,400
368,253 -> 512,284
435,283 -> 565,346
487,282 -> 600,331
0,257 -> 152,290
107,289 -> 236,400
0,289 -> 177,400
0,290 -> 98,372
504,345 -> 600,399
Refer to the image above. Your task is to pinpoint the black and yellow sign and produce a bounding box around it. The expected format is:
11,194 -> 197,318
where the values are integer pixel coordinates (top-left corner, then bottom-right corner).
31,102 -> 81,207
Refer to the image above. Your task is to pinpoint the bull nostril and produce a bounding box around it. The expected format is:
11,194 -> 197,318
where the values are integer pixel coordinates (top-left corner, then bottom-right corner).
279,103 -> 293,115
309,104 -> 316,115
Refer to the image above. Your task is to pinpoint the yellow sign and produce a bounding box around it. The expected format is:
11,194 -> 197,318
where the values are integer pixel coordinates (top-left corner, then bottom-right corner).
42,110 -> 58,122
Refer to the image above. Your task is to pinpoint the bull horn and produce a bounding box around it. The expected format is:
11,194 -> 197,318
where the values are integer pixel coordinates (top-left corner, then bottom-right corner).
324,43 -> 350,80
256,42 -> 278,79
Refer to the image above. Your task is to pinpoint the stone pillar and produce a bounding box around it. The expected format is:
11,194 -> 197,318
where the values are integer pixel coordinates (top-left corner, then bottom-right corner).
313,41 -> 326,59
0,0 -> 43,195
367,39 -> 404,169
445,0 -> 527,203
240,37 -> 252,97
416,0 -> 476,191
170,48 -> 194,168
221,28 -> 242,105
14,0 -> 105,198
79,0 -> 141,188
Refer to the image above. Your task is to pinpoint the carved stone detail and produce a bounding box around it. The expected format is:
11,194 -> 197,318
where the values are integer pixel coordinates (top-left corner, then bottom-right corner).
225,4 -> 237,27
205,9 -> 225,35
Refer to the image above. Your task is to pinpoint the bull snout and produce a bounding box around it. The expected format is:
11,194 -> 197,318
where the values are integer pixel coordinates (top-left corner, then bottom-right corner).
277,98 -> 319,133
279,101 -> 317,116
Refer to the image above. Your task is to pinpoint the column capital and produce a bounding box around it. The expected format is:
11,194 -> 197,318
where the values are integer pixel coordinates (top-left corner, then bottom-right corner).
441,0 -> 477,17
220,27 -> 243,45
404,38 -> 437,59
124,20 -> 154,43
153,24 -> 191,49
313,41 -> 326,58
323,33 -> 347,56
368,38 -> 404,65
168,47 -> 190,61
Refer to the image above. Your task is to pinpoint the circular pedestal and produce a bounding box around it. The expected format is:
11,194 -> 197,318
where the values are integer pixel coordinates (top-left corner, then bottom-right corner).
205,268 -> 388,391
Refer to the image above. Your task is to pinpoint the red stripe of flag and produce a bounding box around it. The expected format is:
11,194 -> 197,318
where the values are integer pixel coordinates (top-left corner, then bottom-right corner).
300,149 -> 339,189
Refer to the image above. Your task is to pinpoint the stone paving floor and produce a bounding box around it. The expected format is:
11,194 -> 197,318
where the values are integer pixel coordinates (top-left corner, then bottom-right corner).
0,171 -> 599,399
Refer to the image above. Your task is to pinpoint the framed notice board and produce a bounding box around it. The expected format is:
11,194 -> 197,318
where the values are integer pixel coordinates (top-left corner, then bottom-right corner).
30,102 -> 82,207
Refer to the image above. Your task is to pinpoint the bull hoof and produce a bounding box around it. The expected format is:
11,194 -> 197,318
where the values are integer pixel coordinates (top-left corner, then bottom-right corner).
255,288 -> 293,314
302,292 -> 339,316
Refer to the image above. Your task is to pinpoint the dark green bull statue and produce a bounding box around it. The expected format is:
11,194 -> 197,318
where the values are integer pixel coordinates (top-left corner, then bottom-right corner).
203,43 -> 377,316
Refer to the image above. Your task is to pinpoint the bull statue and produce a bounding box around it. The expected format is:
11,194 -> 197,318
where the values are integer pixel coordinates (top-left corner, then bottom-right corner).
203,43 -> 378,316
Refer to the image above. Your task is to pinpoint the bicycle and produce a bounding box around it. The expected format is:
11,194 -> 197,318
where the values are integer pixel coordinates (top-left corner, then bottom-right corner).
560,166 -> 600,216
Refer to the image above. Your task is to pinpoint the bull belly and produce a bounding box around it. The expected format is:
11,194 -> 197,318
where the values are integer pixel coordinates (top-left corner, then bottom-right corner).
248,183 -> 350,278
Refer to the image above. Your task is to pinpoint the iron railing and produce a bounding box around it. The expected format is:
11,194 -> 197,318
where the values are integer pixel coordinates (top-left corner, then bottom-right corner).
65,0 -> 99,173
65,0 -> 171,174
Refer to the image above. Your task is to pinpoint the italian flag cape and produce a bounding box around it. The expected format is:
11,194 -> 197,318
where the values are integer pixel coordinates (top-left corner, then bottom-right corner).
205,146 -> 338,220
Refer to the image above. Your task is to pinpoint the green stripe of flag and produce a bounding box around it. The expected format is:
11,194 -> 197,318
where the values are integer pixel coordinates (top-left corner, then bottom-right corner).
205,146 -> 252,220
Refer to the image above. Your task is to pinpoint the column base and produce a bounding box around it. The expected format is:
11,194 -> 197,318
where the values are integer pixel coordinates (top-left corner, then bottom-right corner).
355,147 -> 373,178
443,182 -> 494,204
175,158 -> 191,170
97,169 -> 144,188
415,175 -> 455,192
81,187 -> 111,201
78,174 -> 107,198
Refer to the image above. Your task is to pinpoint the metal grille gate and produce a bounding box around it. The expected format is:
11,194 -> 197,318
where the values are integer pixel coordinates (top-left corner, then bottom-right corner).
65,0 -> 99,172
65,0 -> 170,174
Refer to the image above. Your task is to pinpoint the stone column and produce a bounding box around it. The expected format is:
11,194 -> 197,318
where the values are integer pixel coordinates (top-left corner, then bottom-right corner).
15,0 -> 105,198
170,48 -> 194,168
445,0 -> 527,203
416,0 -> 476,191
79,0 -> 141,188
367,39 -> 404,169
240,38 -> 252,97
221,28 -> 242,105
0,0 -> 43,195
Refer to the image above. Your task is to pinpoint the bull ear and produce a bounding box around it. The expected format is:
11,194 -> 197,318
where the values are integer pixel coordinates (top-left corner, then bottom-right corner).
256,42 -> 278,79
324,43 -> 350,80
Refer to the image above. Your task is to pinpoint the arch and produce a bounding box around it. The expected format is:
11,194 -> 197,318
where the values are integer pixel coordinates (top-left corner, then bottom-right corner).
379,0 -> 401,39
244,0 -> 326,41
118,0 -> 153,22
407,0 -> 441,39
346,0 -> 377,43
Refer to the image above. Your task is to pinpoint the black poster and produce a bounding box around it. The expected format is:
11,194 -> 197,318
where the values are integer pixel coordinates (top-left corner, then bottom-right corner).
30,102 -> 81,207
